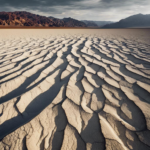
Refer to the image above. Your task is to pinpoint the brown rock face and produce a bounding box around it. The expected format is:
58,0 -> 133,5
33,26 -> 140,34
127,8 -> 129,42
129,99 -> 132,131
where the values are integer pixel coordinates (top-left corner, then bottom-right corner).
0,11 -> 87,27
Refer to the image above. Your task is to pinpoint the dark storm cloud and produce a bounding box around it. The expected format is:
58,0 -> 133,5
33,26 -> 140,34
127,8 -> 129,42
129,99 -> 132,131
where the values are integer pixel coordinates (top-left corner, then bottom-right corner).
0,0 -> 148,11
0,0 -> 82,8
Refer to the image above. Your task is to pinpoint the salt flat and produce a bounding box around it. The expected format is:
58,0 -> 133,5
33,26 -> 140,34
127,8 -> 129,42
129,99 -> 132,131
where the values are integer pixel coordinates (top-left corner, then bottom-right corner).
0,29 -> 150,150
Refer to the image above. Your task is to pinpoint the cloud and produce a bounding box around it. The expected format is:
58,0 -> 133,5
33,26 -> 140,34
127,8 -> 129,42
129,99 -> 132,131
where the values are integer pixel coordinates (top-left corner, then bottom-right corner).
0,0 -> 82,8
0,0 -> 150,21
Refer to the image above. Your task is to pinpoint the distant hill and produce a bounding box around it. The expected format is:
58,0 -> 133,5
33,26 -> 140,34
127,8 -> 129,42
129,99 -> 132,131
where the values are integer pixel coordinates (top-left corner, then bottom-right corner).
0,11 -> 87,27
82,20 -> 114,27
62,17 -> 86,27
82,20 -> 98,27
48,17 -> 87,27
102,14 -> 150,28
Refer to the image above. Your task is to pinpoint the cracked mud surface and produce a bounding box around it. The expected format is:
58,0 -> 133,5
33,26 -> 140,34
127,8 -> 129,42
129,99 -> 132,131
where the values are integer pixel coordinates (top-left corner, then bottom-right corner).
0,29 -> 150,150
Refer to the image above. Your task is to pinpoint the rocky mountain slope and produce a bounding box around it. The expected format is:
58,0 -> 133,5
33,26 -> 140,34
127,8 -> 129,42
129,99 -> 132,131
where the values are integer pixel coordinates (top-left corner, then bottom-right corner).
102,14 -> 150,28
0,11 -> 86,27
62,17 -> 87,27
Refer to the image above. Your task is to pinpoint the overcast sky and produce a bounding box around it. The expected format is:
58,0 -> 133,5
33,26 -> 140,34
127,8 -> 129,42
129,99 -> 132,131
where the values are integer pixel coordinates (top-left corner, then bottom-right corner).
0,0 -> 150,21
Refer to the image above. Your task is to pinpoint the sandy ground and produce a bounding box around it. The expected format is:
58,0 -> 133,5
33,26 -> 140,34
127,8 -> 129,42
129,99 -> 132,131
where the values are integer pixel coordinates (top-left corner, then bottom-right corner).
0,29 -> 150,150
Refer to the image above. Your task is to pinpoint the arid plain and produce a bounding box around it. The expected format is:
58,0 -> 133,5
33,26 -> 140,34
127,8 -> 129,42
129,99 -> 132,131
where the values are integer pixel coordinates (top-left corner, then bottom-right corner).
0,29 -> 150,150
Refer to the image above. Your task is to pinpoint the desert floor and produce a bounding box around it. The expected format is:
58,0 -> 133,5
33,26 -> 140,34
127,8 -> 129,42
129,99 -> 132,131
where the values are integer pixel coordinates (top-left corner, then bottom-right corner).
0,29 -> 150,150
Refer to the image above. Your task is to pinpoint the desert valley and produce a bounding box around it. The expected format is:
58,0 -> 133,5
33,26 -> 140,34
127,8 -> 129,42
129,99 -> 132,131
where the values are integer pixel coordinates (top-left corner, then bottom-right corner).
0,29 -> 150,150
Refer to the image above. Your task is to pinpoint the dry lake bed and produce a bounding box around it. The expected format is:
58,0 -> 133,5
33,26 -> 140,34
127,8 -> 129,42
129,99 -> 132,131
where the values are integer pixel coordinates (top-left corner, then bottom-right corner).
0,29 -> 150,150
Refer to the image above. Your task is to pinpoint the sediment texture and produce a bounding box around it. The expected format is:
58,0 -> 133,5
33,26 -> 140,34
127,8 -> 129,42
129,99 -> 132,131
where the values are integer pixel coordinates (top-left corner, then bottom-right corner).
0,29 -> 150,150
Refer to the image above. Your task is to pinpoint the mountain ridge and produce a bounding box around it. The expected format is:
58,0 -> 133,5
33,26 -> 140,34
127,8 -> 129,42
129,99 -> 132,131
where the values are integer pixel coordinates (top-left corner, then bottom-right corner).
82,20 -> 114,27
0,11 -> 87,27
102,13 -> 150,28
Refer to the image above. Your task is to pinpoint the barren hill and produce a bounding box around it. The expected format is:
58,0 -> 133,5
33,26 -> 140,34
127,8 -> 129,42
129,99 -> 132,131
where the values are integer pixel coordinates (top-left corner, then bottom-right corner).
0,11 -> 87,27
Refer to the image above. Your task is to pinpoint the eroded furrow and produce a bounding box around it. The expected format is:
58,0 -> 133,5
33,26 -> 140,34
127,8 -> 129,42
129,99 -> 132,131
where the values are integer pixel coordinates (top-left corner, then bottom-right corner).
0,29 -> 150,150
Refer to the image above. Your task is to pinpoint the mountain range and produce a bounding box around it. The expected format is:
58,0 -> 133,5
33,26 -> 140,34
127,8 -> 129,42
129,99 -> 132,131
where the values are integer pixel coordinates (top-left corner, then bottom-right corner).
102,14 -> 150,28
0,11 -> 86,27
82,20 -> 114,27
0,11 -> 150,28
0,11 -> 115,28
